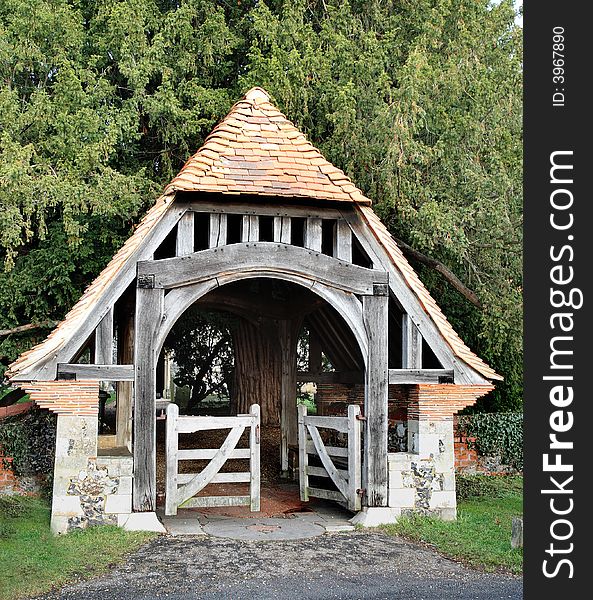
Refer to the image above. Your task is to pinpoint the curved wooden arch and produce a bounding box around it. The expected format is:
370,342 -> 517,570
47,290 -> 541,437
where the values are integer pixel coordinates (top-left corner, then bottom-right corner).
137,242 -> 388,295
154,272 -> 368,364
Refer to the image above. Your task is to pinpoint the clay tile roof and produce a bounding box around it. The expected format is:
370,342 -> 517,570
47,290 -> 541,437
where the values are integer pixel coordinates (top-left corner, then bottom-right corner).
166,87 -> 372,206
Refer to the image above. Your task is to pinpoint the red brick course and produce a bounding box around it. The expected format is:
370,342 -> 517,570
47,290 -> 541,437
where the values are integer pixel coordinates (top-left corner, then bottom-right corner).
24,380 -> 100,415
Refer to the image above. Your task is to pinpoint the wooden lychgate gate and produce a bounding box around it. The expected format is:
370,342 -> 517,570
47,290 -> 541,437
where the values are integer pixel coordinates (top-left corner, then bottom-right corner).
298,403 -> 362,512
165,403 -> 260,516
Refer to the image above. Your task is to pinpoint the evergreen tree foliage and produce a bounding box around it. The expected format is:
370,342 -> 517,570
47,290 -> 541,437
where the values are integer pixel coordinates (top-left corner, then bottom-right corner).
0,0 -> 522,411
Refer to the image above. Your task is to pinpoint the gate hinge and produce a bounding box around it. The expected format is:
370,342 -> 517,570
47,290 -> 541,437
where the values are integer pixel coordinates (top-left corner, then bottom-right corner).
356,488 -> 366,496
356,415 -> 367,421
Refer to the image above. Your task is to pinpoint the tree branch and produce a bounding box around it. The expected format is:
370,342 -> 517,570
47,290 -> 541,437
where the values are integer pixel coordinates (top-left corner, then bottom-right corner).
0,320 -> 57,338
393,237 -> 482,309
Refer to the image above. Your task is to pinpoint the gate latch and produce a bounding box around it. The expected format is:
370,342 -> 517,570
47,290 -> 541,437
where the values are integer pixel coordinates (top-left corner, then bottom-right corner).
356,415 -> 367,421
255,424 -> 260,444
356,488 -> 366,496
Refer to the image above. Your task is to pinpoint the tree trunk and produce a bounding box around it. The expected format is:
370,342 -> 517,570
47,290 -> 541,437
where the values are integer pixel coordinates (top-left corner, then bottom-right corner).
232,317 -> 283,426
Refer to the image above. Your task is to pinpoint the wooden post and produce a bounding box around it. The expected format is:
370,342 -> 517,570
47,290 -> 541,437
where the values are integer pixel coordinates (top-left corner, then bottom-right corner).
241,215 -> 259,242
165,402 -> 179,516
176,211 -> 194,256
249,403 -> 261,512
362,284 -> 389,507
94,308 -> 113,366
402,313 -> 422,368
297,403 -> 309,501
348,404 -> 362,511
333,220 -> 352,262
280,319 -> 299,474
273,217 -> 291,243
209,213 -> 227,247
133,284 -> 164,512
304,218 -> 322,252
116,307 -> 134,450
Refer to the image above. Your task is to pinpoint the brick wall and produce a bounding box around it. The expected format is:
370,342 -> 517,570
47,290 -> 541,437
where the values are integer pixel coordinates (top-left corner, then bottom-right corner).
0,402 -> 34,494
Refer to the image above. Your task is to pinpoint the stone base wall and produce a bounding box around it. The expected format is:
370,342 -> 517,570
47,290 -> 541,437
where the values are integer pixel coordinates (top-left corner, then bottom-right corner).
387,417 -> 456,521
50,413 -> 133,534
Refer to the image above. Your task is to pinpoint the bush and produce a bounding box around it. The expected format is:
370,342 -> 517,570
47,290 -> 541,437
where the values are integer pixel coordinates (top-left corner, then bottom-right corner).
457,412 -> 523,471
0,406 -> 56,487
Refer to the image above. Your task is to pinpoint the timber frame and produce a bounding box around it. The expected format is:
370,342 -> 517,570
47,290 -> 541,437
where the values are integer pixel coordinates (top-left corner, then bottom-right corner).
6,87 -> 499,532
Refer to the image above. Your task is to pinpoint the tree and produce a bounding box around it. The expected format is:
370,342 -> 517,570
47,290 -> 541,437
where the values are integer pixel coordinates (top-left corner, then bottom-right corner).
163,309 -> 234,413
0,0 -> 522,411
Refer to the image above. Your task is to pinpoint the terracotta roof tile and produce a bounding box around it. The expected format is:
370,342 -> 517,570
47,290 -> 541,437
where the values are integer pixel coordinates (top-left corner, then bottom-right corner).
166,87 -> 372,205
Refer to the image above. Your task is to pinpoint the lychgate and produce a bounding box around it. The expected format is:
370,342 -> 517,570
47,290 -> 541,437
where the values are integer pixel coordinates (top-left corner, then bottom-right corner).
6,87 -> 500,534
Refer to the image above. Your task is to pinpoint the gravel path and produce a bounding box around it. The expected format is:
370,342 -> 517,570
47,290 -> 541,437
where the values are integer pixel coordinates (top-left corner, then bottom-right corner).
37,531 -> 522,600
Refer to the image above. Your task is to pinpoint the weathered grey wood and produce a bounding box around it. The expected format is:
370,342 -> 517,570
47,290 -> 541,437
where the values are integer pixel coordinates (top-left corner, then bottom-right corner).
402,313 -> 422,368
306,487 -> 344,502
165,403 -> 179,515
306,443 -> 348,458
209,213 -> 227,247
333,220 -> 353,262
133,286 -> 164,512
305,465 -> 331,478
94,308 -> 114,366
308,330 -> 322,374
176,425 -> 246,503
279,320 -> 299,473
363,288 -> 389,507
241,215 -> 259,242
177,448 -> 250,460
348,404 -> 362,511
388,369 -> 455,384
249,403 -> 261,511
116,307 -> 134,450
303,415 -> 349,434
57,364 -> 134,381
182,495 -> 251,508
14,200 -> 187,382
298,404 -> 309,502
273,216 -> 291,243
138,242 -> 388,295
307,424 -> 349,499
341,210 -> 488,384
304,218 -> 322,252
175,414 -> 254,433
296,371 -> 364,384
188,200 -> 344,220
177,472 -> 251,484
176,211 -> 194,256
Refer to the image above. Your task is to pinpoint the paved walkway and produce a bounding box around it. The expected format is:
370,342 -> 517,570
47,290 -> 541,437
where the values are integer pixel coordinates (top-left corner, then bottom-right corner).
37,530 -> 522,599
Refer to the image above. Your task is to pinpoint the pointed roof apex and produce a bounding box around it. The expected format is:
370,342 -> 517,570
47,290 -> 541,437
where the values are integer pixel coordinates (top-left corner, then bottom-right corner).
166,88 -> 371,205
244,86 -> 271,103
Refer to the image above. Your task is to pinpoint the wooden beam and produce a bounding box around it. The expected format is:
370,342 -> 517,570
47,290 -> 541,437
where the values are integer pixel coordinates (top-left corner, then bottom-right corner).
137,242 -> 388,295
94,308 -> 113,366
188,200 -> 345,220
308,330 -> 322,374
176,211 -> 194,256
280,319 -> 300,473
402,313 -> 422,368
333,220 -> 352,262
133,286 -> 164,512
57,364 -> 134,381
296,371 -> 364,384
389,369 -> 454,384
304,218 -> 322,252
241,215 -> 259,242
273,216 -> 291,243
209,213 -> 227,247
362,284 -> 389,507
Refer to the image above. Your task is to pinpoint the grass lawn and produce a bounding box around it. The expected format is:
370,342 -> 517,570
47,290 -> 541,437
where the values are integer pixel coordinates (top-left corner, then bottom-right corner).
0,495 -> 156,599
383,475 -> 523,574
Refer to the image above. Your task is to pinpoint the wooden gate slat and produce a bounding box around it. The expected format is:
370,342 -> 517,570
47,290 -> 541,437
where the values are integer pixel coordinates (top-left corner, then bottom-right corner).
306,424 -> 350,499
176,424 -> 246,503
177,472 -> 251,484
177,448 -> 251,460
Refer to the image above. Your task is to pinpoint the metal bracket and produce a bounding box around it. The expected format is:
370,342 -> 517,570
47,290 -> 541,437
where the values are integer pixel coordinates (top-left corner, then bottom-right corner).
137,273 -> 155,289
372,282 -> 389,296
356,414 -> 367,421
356,488 -> 366,496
